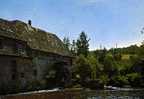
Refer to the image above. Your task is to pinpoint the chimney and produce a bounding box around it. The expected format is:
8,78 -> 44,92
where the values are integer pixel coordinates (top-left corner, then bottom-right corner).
28,20 -> 32,26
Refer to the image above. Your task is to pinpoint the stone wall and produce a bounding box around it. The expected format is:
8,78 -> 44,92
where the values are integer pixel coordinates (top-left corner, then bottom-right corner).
32,50 -> 72,81
31,50 -> 72,88
0,36 -> 28,57
0,36 -> 72,94
0,56 -> 34,94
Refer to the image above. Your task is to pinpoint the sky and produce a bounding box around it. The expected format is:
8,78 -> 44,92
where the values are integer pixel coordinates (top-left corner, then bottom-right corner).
0,0 -> 144,50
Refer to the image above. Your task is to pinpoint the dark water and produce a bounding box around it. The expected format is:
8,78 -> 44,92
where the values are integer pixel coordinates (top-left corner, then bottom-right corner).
1,89 -> 144,99
81,90 -> 144,99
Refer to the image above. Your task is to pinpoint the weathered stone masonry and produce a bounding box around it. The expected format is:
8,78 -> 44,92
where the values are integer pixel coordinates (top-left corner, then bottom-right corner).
0,18 -> 72,94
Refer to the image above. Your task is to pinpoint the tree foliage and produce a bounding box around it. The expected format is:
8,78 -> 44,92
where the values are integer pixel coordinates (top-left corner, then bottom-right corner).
70,40 -> 77,55
62,32 -> 144,89
73,55 -> 91,83
63,37 -> 70,50
76,31 -> 89,57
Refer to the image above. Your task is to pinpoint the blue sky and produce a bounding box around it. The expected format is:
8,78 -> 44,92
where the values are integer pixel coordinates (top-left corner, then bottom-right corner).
0,0 -> 144,50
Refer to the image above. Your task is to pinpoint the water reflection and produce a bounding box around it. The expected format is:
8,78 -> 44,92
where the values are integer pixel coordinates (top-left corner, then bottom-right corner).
87,96 -> 144,99
83,90 -> 144,99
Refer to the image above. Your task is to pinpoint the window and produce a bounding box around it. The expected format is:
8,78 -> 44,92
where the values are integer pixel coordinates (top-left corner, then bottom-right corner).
0,39 -> 3,49
11,60 -> 17,72
11,60 -> 17,80
12,74 -> 16,80
16,43 -> 26,55
33,69 -> 37,76
21,73 -> 24,78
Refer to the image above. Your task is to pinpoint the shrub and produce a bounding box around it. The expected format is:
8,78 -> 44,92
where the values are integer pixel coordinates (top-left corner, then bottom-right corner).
111,75 -> 129,87
127,73 -> 143,87
86,79 -> 104,89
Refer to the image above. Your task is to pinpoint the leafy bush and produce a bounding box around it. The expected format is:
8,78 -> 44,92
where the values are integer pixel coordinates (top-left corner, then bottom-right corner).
86,79 -> 104,89
44,61 -> 71,88
73,55 -> 91,84
27,80 -> 41,91
99,75 -> 109,86
127,73 -> 143,87
111,75 -> 129,87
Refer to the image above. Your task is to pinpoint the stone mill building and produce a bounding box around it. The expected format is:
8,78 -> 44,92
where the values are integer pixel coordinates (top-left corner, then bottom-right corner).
0,18 -> 72,94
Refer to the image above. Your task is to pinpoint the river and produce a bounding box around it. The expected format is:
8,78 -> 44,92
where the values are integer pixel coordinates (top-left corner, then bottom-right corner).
80,90 -> 144,99
1,89 -> 144,99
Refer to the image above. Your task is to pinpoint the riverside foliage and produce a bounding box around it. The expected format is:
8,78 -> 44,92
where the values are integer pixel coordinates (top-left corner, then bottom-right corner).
63,32 -> 144,88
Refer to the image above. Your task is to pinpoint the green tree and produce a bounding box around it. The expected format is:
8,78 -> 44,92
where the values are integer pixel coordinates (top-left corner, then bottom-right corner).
127,73 -> 142,87
73,55 -> 91,84
138,44 -> 144,57
63,37 -> 70,50
103,54 -> 117,78
70,40 -> 77,55
87,54 -> 101,80
97,48 -> 107,63
76,31 -> 89,57
87,55 -> 97,80
111,75 -> 129,87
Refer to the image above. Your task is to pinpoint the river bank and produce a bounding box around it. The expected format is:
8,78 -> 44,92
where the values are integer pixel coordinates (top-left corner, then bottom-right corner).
1,88 -> 144,99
